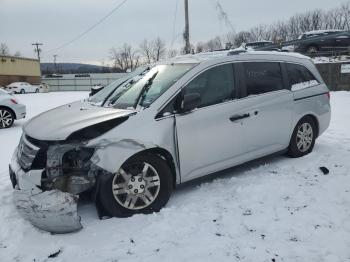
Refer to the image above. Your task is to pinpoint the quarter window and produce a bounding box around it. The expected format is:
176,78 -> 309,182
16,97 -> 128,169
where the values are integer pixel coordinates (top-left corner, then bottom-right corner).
185,64 -> 235,108
286,63 -> 319,91
243,62 -> 284,96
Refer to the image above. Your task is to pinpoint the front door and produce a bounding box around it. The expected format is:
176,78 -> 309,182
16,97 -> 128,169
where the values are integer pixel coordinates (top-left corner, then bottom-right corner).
175,63 -> 248,182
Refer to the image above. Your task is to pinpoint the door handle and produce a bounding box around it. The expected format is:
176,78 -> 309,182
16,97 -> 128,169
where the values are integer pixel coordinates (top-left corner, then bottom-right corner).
229,113 -> 250,122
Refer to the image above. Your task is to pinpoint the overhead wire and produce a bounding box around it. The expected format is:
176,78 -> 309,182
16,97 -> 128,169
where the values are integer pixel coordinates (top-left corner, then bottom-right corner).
45,0 -> 130,53
170,0 -> 180,49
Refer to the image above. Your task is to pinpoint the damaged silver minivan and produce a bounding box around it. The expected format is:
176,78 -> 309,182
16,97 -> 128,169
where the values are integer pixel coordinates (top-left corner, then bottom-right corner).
9,51 -> 331,233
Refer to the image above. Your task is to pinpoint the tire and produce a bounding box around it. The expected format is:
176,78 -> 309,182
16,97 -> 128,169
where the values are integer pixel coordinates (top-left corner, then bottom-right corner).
97,153 -> 173,217
20,89 -> 25,94
288,116 -> 317,158
0,107 -> 15,129
306,45 -> 318,54
35,88 -> 39,93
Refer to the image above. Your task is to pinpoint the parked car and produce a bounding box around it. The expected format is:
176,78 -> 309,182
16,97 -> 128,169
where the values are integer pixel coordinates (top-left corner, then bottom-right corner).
5,82 -> 40,94
89,84 -> 104,96
44,74 -> 63,78
295,30 -> 350,54
39,83 -> 50,93
0,89 -> 26,128
9,51 -> 331,233
234,41 -> 279,52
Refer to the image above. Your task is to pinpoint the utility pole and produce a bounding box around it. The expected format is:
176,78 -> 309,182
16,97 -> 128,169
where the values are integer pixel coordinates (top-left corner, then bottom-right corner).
184,0 -> 191,54
32,42 -> 43,61
53,54 -> 58,73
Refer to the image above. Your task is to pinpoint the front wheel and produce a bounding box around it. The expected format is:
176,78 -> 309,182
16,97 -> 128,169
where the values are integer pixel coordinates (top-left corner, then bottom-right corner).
288,116 -> 317,158
35,88 -> 39,93
98,154 -> 173,217
20,89 -> 25,94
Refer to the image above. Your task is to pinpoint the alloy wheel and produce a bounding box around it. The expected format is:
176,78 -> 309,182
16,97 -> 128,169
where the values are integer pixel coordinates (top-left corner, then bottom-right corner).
112,162 -> 161,210
296,122 -> 313,152
0,109 -> 14,128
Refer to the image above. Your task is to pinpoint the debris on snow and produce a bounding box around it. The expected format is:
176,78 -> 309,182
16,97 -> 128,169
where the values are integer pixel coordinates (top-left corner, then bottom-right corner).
319,166 -> 330,175
48,249 -> 61,258
242,209 -> 252,216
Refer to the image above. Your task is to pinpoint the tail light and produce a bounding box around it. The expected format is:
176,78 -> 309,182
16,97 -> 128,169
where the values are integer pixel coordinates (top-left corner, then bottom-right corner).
10,98 -> 18,104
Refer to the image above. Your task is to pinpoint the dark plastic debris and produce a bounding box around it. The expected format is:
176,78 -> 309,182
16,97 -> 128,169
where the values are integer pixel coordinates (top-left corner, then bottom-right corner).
48,249 -> 61,258
319,166 -> 330,175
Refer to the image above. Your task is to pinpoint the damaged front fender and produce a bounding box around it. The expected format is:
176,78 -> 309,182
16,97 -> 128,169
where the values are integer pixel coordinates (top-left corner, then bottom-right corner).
89,138 -> 153,174
14,189 -> 82,233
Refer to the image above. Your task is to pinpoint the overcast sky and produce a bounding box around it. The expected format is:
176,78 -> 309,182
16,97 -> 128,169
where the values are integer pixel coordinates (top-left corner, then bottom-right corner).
1,0 -> 346,64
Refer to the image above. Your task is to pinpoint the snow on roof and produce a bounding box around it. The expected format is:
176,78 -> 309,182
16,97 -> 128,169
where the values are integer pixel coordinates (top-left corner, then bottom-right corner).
303,29 -> 343,35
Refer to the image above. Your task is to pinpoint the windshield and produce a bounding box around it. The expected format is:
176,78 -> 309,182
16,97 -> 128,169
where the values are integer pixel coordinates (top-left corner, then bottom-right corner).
103,64 -> 195,109
88,66 -> 148,105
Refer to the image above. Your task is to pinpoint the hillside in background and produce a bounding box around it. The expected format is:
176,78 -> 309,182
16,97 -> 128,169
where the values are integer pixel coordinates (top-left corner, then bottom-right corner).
41,63 -> 124,74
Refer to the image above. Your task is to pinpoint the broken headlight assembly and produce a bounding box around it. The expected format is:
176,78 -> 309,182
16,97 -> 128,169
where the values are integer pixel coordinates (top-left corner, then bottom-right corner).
42,145 -> 97,195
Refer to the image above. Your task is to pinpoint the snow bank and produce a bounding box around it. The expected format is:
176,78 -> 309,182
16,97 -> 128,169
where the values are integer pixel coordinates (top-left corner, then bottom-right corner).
0,92 -> 350,261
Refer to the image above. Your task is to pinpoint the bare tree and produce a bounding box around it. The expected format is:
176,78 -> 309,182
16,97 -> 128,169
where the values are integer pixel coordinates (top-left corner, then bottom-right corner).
204,36 -> 223,51
139,39 -> 152,64
167,49 -> 178,58
0,43 -> 10,55
234,31 -> 252,46
151,37 -> 166,62
110,44 -> 140,72
14,51 -> 21,57
195,42 -> 205,53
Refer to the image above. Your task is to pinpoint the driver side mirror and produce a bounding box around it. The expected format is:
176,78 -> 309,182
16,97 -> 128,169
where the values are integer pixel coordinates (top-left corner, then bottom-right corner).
180,93 -> 201,113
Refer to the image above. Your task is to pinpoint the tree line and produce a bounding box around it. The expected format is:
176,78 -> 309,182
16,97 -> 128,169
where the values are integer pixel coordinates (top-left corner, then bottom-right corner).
110,1 -> 350,71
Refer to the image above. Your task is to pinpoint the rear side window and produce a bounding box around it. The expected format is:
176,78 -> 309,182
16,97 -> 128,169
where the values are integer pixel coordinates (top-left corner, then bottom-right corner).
243,62 -> 284,96
286,63 -> 319,91
185,64 -> 235,108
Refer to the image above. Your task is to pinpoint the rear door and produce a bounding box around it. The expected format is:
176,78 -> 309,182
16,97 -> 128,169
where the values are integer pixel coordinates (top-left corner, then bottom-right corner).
235,61 -> 294,155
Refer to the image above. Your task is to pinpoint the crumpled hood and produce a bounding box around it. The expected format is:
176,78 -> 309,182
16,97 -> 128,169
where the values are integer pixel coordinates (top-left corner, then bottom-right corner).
24,100 -> 135,140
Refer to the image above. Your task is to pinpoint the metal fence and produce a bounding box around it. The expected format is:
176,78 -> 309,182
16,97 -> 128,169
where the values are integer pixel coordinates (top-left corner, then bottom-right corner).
41,73 -> 126,91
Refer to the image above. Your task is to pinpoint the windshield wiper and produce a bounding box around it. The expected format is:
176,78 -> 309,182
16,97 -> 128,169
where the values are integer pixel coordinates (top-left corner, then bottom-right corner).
134,71 -> 158,108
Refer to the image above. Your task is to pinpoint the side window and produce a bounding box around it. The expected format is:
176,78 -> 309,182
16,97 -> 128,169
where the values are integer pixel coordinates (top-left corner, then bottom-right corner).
286,63 -> 319,91
185,64 -> 235,108
243,62 -> 284,96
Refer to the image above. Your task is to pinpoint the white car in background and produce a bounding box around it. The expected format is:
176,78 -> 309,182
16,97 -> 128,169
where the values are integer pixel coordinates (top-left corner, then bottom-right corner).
39,83 -> 50,93
5,82 -> 40,94
0,89 -> 26,128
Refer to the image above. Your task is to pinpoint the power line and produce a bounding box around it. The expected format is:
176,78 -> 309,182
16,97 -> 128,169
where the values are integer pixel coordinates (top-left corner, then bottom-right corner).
46,0 -> 130,53
170,0 -> 180,49
213,1 -> 235,32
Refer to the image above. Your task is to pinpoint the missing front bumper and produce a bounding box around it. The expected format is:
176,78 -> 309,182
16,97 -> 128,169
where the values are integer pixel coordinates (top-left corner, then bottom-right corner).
10,155 -> 83,234
13,189 -> 82,234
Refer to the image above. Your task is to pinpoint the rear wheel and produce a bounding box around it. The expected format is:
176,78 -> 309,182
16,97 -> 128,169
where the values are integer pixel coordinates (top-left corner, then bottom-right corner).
35,88 -> 39,93
20,89 -> 25,94
0,107 -> 14,128
98,154 -> 173,217
288,116 -> 316,158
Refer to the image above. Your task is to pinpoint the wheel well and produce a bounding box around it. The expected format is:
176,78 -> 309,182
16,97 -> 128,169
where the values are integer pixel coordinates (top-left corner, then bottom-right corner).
306,44 -> 319,51
0,106 -> 16,119
299,114 -> 319,137
131,148 -> 178,189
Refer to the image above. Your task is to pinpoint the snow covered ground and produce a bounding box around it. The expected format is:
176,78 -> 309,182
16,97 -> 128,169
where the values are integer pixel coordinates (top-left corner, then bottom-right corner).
0,91 -> 350,262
